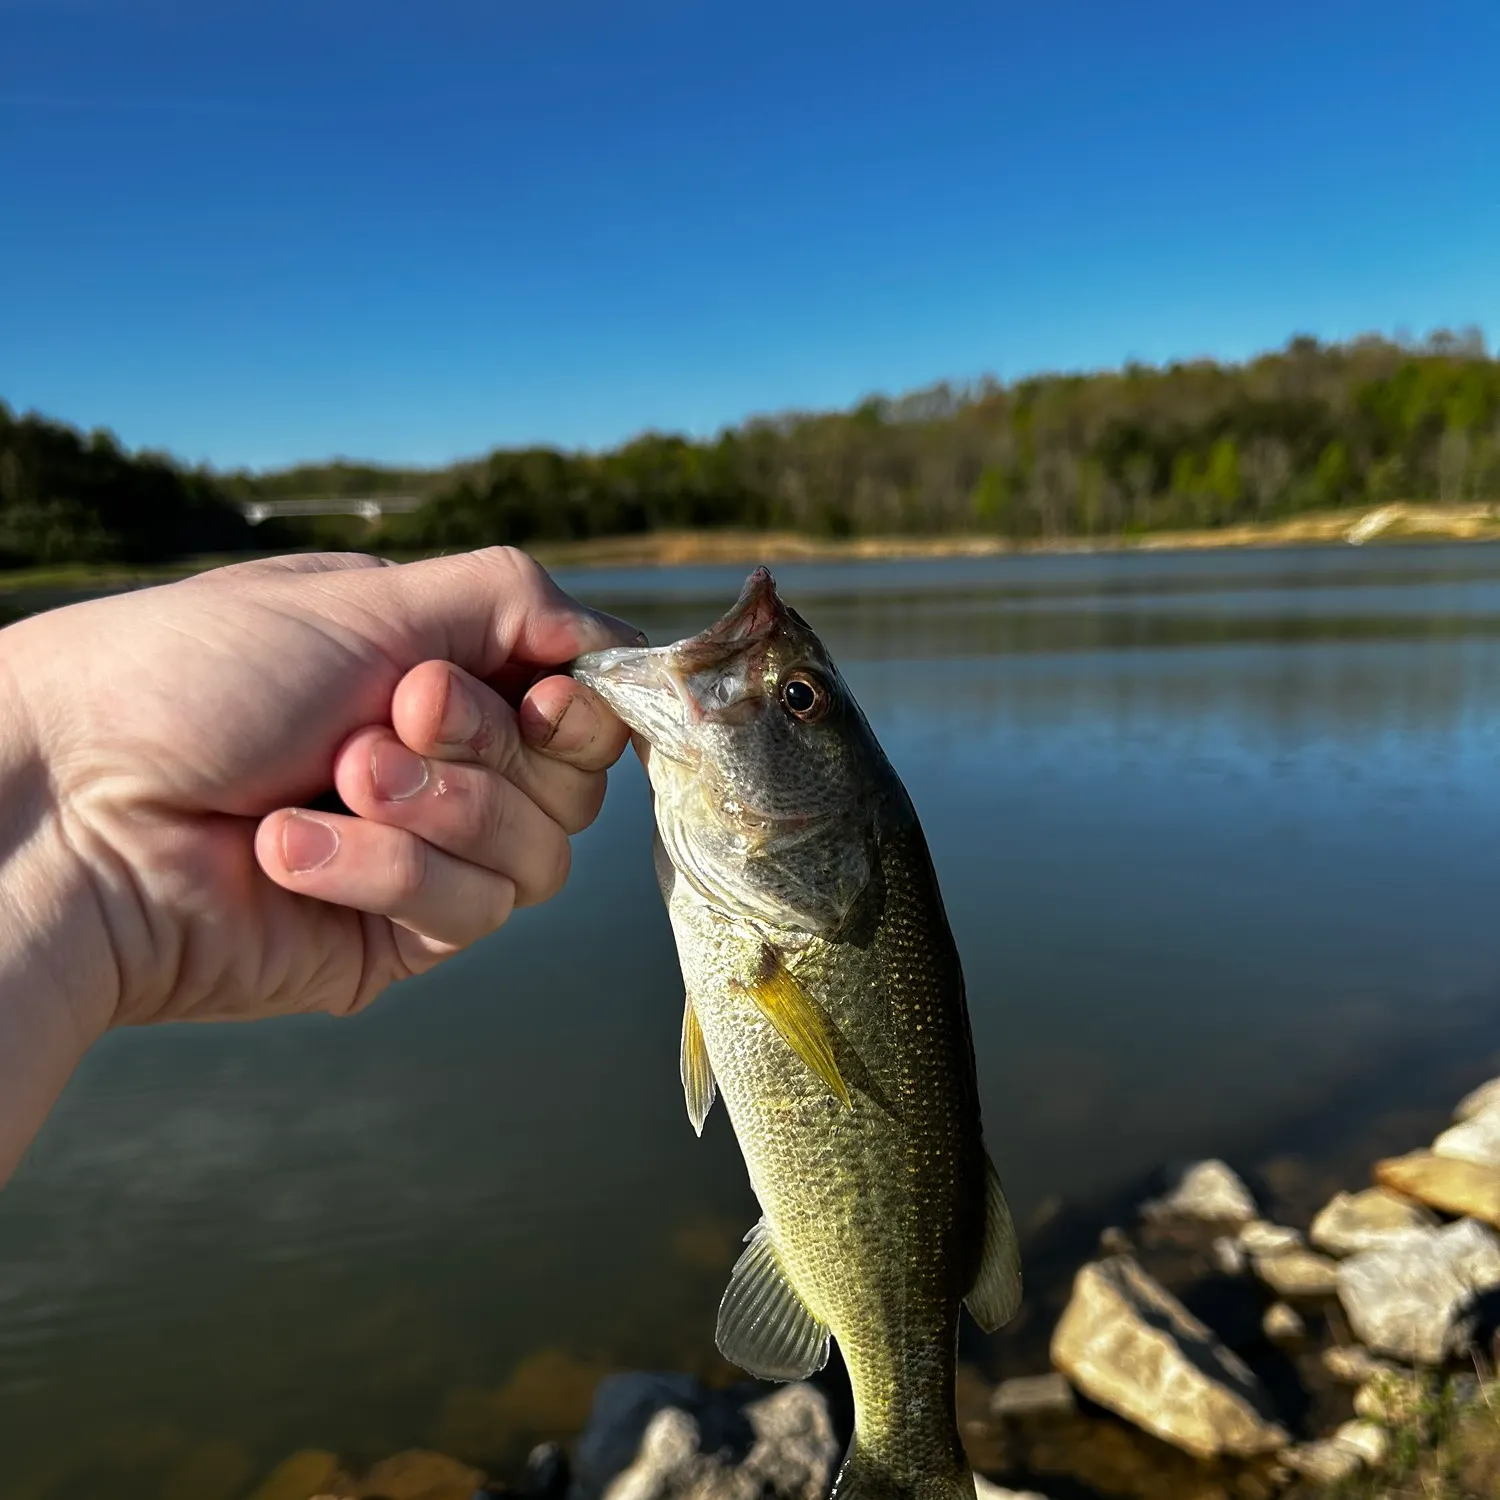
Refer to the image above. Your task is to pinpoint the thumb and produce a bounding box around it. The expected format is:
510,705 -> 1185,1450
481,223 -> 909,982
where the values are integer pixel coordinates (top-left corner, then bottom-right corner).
317,547 -> 641,679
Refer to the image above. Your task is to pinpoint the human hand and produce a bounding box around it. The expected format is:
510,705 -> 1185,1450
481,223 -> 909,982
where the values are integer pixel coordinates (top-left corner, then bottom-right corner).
0,548 -> 637,1175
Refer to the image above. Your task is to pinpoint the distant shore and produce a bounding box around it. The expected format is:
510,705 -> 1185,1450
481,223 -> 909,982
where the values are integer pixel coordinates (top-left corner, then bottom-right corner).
524,501 -> 1500,568
0,502 -> 1496,597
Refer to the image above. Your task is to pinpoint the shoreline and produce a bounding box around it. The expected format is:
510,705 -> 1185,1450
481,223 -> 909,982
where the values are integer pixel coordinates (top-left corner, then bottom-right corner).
0,503 -> 1497,597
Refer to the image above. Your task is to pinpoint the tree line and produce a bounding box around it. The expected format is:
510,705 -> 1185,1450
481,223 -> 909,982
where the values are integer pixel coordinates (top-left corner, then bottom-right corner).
3,329 -> 1498,568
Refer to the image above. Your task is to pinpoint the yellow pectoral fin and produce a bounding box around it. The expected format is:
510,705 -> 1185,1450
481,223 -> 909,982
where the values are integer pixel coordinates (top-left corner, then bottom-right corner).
680,994 -> 717,1137
739,947 -> 852,1109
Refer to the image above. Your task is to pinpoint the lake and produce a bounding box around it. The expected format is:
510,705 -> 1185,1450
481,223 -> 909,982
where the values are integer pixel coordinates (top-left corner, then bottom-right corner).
5,544 -> 1500,1498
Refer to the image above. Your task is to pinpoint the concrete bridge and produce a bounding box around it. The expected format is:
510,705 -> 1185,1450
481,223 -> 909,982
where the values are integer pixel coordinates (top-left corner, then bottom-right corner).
238,495 -> 425,525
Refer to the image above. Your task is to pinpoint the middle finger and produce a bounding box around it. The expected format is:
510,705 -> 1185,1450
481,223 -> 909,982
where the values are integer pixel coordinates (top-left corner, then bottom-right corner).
333,726 -> 572,908
391,661 -> 624,834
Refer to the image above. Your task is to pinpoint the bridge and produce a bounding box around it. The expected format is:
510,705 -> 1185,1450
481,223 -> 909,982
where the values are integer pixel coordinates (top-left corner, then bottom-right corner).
238,495 -> 426,525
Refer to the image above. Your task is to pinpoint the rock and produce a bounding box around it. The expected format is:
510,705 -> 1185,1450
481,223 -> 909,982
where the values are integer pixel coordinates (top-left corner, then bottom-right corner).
1435,1105 -> 1500,1168
1375,1151 -> 1500,1227
1334,1418 -> 1389,1466
573,1375 -> 703,1498
973,1481 -> 1050,1500
525,1443 -> 570,1499
1455,1076 -> 1500,1121
1338,1218 -> 1500,1364
245,1452 -> 347,1500
1309,1187 -> 1439,1256
1210,1236 -> 1246,1275
1320,1344 -> 1395,1384
1252,1248 -> 1340,1298
1353,1370 -> 1429,1425
356,1450 -> 486,1500
581,1379 -> 838,1500
1279,1439 -> 1363,1484
1048,1255 -> 1287,1459
990,1373 -> 1076,1420
1237,1221 -> 1302,1256
1140,1160 -> 1258,1224
1261,1302 -> 1305,1345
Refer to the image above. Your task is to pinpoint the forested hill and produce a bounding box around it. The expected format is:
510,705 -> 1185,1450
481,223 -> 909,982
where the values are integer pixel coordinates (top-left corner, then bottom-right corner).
3,330 -> 1498,567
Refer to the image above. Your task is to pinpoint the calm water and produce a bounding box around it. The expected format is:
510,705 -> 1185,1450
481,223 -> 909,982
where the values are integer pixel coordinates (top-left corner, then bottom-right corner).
6,545 -> 1500,1497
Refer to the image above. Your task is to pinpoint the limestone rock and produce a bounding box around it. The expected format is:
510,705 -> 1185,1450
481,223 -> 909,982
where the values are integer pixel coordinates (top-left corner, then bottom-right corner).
1320,1345 -> 1395,1384
1140,1160 -> 1257,1224
990,1373 -> 1075,1419
573,1375 -> 702,1498
1353,1370 -> 1429,1425
1435,1105 -> 1500,1168
1339,1219 -> 1500,1364
356,1450 -> 486,1500
973,1481 -> 1050,1500
1455,1076 -> 1500,1121
525,1443 -> 570,1500
1280,1439 -> 1362,1484
1237,1221 -> 1303,1256
1048,1255 -> 1287,1459
245,1452 -> 347,1500
1333,1419 -> 1389,1466
1252,1248 -> 1340,1298
580,1378 -> 838,1500
1309,1187 -> 1438,1256
1261,1302 -> 1305,1345
1210,1236 -> 1246,1275
1375,1151 -> 1500,1227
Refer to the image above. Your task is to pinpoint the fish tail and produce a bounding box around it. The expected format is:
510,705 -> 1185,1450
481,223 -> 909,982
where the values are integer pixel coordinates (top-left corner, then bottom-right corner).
829,1435 -> 976,1500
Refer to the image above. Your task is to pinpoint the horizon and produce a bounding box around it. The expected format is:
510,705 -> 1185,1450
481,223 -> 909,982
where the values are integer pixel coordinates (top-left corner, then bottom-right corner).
6,322 -> 1494,478
5,1 -> 1498,470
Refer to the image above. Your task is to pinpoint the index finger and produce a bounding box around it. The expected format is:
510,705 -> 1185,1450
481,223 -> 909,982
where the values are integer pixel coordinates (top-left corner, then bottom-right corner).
518,675 -> 633,772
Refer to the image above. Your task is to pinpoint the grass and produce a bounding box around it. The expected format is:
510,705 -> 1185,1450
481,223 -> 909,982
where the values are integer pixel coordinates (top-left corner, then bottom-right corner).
1330,1365 -> 1500,1499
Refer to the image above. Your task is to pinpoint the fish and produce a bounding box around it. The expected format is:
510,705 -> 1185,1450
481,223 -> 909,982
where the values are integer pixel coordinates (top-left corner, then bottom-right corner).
572,567 -> 1021,1500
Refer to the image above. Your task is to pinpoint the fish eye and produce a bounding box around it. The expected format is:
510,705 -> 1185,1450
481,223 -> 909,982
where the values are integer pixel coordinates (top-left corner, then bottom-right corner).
779,671 -> 830,722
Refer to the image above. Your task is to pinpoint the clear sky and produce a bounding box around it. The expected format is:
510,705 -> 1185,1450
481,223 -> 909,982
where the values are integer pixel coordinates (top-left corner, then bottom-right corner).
3,0 -> 1497,471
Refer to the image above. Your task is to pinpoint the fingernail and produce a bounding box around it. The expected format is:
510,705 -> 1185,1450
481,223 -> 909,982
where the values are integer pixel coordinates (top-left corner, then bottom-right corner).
372,740 -> 430,801
525,691 -> 594,752
580,606 -> 647,649
283,812 -> 339,874
437,670 -> 480,746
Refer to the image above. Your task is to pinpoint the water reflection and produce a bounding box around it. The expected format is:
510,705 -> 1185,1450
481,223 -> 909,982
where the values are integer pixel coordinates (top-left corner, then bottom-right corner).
4,545 -> 1500,1497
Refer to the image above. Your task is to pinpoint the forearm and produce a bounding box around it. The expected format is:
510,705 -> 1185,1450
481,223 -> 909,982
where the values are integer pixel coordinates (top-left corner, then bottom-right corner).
0,657 -> 116,1183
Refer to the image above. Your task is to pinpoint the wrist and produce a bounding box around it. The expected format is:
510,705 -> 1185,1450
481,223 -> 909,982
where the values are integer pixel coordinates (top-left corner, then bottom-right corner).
0,641 -> 118,1182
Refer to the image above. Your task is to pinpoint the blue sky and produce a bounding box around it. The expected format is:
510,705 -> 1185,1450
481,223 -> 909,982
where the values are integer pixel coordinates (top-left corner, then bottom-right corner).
3,0 -> 1497,470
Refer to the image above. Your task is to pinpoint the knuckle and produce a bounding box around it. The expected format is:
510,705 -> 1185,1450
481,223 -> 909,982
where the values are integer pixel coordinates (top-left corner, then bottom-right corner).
386,836 -> 428,907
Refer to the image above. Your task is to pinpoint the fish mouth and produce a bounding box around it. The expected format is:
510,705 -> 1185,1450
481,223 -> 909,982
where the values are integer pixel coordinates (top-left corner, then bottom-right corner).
570,566 -> 788,766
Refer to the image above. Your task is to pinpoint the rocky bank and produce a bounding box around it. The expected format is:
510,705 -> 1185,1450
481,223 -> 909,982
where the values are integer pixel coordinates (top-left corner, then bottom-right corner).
223,1071 -> 1500,1500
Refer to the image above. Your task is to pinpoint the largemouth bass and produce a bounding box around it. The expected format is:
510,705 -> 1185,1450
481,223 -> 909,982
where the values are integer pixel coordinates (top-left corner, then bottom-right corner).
573,568 -> 1021,1500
